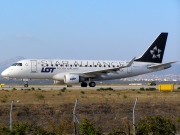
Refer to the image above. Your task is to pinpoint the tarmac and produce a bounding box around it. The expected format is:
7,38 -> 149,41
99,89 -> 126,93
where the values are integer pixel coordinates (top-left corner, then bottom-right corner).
0,84 -> 180,90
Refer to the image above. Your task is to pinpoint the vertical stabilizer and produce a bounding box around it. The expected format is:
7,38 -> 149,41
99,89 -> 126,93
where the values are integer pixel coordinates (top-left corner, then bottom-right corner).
135,33 -> 168,63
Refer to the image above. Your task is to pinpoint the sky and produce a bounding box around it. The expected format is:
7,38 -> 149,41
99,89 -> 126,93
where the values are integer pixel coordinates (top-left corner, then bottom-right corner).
0,0 -> 179,62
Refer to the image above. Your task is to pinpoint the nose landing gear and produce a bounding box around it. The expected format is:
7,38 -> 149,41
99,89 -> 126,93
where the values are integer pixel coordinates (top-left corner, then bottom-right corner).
22,79 -> 29,87
24,81 -> 28,87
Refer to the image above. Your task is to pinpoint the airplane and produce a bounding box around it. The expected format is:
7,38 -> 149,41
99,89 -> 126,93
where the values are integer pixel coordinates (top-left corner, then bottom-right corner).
1,33 -> 177,87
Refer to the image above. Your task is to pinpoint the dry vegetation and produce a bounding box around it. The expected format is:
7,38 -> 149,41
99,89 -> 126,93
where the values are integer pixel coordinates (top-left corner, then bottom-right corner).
0,88 -> 180,133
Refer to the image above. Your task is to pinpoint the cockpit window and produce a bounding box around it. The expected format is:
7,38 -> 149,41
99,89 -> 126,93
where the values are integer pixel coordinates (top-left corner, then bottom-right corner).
12,63 -> 22,66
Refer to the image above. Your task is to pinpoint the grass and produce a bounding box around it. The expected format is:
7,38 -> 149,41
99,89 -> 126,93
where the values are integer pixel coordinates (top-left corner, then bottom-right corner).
36,94 -> 45,100
123,94 -> 127,98
96,87 -> 114,91
140,87 -> 156,91
1,98 -> 7,103
0,89 -> 179,105
0,95 -> 8,103
57,91 -> 62,96
61,87 -> 66,92
81,91 -> 85,94
137,91 -> 141,94
0,88 -> 180,133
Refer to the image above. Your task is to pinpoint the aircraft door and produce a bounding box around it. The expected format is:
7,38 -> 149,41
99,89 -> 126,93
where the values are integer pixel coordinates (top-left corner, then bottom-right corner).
31,60 -> 37,73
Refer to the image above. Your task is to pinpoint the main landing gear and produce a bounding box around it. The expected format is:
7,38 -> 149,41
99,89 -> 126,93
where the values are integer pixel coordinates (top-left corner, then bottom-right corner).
81,82 -> 87,87
81,81 -> 96,87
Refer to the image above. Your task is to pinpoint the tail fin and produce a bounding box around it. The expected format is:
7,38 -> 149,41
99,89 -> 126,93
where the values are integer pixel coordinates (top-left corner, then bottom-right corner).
135,33 -> 168,63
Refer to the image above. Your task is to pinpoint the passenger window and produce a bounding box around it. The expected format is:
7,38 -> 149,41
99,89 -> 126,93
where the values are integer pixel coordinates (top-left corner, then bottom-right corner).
46,64 -> 48,66
56,64 -> 58,67
51,64 -> 53,67
94,65 -> 97,67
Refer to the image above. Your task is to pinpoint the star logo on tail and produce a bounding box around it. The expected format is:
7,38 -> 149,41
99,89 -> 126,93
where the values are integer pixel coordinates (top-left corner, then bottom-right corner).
150,46 -> 162,59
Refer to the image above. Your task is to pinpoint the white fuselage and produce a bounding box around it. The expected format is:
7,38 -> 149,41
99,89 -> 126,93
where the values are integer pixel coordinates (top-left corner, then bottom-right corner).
2,59 -> 160,82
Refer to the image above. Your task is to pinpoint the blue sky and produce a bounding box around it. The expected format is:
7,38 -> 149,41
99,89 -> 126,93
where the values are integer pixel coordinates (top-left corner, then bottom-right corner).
0,1 -> 179,62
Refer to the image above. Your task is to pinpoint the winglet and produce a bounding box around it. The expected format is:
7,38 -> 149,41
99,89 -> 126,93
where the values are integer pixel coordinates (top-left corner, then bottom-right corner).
126,57 -> 136,67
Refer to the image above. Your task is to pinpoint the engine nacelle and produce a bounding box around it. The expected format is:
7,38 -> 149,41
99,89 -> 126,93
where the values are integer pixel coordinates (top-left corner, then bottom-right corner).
64,74 -> 80,84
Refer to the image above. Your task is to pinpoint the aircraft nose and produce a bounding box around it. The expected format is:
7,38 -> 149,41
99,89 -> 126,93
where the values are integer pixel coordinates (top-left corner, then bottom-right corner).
1,69 -> 8,77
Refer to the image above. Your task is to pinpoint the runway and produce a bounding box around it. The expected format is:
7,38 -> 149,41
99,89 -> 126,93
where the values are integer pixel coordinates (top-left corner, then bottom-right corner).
0,84 -> 180,90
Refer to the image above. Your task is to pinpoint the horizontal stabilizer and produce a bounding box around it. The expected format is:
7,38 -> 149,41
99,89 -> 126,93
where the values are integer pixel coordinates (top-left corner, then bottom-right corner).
147,61 -> 177,69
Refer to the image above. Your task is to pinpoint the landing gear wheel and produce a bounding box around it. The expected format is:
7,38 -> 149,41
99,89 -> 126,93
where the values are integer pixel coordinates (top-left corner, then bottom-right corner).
81,82 -> 87,87
24,81 -> 29,87
24,84 -> 28,87
89,82 -> 96,87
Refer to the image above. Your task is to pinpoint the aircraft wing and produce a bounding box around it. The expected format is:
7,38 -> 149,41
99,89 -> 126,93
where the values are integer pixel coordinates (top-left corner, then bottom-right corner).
147,61 -> 177,69
82,57 -> 136,76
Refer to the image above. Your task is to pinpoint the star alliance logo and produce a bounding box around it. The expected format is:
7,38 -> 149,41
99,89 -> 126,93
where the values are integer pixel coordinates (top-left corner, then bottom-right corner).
150,46 -> 162,59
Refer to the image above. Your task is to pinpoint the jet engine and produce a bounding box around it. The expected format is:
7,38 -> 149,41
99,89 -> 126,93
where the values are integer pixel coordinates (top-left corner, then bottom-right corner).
64,74 -> 82,84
